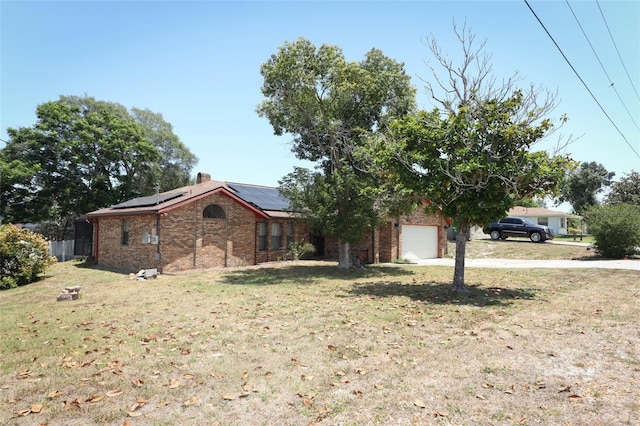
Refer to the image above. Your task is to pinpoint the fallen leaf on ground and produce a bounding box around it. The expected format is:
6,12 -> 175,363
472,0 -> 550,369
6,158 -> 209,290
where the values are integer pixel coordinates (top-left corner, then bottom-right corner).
183,396 -> 199,406
106,390 -> 123,397
413,399 -> 426,408
86,394 -> 103,403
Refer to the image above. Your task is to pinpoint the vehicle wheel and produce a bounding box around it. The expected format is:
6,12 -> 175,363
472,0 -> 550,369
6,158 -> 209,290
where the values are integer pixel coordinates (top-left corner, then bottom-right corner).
530,232 -> 542,243
490,230 -> 501,240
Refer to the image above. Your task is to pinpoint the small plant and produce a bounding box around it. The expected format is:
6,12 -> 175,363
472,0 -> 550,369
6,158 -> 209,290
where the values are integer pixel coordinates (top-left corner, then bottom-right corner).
0,224 -> 57,289
393,258 -> 414,264
287,239 -> 316,261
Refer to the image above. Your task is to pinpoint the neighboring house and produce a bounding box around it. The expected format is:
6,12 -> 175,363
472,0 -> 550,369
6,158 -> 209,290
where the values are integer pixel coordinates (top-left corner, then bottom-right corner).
507,206 -> 581,236
84,172 -> 448,273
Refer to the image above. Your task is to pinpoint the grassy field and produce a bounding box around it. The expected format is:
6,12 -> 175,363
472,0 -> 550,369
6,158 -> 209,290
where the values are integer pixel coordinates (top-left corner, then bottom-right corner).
1,240 -> 638,425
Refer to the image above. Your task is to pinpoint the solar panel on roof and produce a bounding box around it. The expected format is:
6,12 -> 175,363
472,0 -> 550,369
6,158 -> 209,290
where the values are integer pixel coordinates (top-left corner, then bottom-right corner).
111,192 -> 186,209
228,184 -> 291,211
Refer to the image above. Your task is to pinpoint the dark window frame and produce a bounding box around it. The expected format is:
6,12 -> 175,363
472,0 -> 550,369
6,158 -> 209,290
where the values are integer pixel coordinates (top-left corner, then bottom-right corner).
258,222 -> 267,251
122,219 -> 130,246
203,204 -> 226,219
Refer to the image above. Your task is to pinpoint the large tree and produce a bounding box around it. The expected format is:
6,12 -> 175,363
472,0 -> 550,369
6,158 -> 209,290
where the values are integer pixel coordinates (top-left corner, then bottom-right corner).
1,95 -> 197,239
558,161 -> 614,214
257,38 -> 416,268
605,170 -> 640,206
375,25 -> 572,291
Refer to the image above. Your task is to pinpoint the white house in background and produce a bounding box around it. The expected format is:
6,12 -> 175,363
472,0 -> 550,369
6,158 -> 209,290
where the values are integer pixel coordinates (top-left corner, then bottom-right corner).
507,206 -> 581,236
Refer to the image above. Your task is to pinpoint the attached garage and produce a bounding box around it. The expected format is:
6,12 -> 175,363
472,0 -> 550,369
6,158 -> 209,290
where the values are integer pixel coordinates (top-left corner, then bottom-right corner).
401,225 -> 439,260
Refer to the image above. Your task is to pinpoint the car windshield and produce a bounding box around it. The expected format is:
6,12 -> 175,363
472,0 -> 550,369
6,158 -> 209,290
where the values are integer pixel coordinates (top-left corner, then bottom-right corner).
522,218 -> 535,225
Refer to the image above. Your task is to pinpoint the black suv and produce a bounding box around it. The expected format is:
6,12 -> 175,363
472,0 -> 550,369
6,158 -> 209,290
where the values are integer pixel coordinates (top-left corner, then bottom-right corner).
483,217 -> 554,243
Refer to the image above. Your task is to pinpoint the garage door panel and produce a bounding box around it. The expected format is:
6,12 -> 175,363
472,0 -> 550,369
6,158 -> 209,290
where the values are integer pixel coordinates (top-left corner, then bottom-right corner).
401,225 -> 438,260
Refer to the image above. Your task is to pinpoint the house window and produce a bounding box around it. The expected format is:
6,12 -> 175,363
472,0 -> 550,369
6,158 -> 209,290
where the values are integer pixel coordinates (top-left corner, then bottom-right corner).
122,219 -> 130,245
560,218 -> 566,228
203,204 -> 226,219
258,222 -> 267,251
271,223 -> 282,250
286,222 -> 293,249
538,217 -> 549,226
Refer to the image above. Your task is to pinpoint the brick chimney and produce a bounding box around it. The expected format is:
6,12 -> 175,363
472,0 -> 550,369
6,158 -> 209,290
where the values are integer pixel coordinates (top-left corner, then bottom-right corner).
196,172 -> 211,184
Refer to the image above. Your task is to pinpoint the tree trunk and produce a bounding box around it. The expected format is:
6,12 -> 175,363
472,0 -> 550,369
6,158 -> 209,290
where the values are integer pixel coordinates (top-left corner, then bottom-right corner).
337,239 -> 352,269
452,223 -> 470,292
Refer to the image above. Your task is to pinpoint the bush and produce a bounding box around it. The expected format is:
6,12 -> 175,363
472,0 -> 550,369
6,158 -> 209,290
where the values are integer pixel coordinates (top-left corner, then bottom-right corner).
0,225 -> 57,289
287,240 -> 316,261
584,203 -> 640,259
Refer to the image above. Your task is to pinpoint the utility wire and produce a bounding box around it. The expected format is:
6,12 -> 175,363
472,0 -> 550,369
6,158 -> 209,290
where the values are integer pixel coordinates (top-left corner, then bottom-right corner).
523,0 -> 640,160
596,0 -> 640,102
566,0 -> 640,132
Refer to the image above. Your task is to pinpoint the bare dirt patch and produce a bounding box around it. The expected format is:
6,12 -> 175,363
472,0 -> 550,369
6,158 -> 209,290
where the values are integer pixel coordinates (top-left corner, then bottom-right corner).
1,260 -> 638,425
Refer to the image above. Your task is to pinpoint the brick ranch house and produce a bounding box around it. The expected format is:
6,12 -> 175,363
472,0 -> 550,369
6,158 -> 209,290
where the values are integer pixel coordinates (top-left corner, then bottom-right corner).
84,172 -> 448,273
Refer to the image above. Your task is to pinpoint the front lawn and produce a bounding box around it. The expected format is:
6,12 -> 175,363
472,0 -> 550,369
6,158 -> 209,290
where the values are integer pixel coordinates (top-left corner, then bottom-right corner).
1,259 -> 638,425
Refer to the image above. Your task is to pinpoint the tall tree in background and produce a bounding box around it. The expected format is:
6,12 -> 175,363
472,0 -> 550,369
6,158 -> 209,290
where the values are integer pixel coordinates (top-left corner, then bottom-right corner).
0,95 -> 197,239
558,161 -> 614,214
131,108 -> 198,192
605,170 -> 640,206
257,38 -> 416,268
374,25 -> 572,291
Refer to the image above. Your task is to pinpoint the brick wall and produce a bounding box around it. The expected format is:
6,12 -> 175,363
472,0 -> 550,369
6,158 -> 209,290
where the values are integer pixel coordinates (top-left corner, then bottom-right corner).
94,193 -> 312,272
94,214 -> 159,273
323,202 -> 447,263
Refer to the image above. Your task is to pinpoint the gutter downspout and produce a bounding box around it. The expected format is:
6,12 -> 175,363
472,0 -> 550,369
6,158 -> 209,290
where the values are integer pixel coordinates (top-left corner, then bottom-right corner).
155,213 -> 161,269
94,219 -> 99,263
193,201 -> 198,268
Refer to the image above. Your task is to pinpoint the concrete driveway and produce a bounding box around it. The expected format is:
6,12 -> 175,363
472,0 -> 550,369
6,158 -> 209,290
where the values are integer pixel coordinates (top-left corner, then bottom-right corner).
410,238 -> 640,270
410,257 -> 640,271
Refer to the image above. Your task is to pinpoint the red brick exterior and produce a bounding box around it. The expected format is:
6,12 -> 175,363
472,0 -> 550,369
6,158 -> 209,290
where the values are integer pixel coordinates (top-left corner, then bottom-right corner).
92,195 -> 445,272
92,192 -> 309,273
323,201 -> 447,263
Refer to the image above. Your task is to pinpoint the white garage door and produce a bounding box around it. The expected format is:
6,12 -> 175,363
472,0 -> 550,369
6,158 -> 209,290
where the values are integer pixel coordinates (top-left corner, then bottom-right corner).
401,225 -> 438,260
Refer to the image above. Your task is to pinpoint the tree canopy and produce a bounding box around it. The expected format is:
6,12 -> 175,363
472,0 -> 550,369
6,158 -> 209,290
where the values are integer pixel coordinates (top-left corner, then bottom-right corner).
0,95 -> 197,239
558,161 -> 614,214
374,25 -> 573,291
257,37 -> 416,267
605,170 -> 640,206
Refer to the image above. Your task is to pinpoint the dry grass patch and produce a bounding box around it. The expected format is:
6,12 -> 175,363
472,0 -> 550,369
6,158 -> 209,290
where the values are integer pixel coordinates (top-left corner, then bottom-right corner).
454,239 -> 597,260
1,260 -> 638,425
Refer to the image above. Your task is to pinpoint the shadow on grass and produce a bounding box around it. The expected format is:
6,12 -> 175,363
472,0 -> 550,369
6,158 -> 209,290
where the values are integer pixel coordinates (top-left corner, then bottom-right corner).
348,281 -> 537,307
220,263 -> 414,286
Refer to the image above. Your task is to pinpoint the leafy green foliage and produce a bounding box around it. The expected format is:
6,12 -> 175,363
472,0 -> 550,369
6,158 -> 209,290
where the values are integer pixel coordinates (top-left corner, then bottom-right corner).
584,203 -> 640,259
605,171 -> 640,206
287,239 -> 316,261
279,165 -> 382,245
375,31 -> 573,291
1,96 -> 197,239
559,161 -> 615,214
0,225 -> 56,289
384,92 -> 571,228
258,38 -> 416,267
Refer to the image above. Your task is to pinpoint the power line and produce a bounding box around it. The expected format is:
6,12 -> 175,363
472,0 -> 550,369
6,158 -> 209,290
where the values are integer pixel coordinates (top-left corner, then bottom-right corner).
523,0 -> 640,160
596,0 -> 640,102
565,0 -> 640,132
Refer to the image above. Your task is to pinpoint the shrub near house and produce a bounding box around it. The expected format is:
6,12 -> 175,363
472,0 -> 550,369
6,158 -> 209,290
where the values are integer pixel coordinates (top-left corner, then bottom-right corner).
0,224 -> 57,289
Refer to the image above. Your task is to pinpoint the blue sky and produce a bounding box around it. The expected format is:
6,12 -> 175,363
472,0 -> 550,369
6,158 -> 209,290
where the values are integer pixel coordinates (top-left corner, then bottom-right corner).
2,1 -> 639,193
